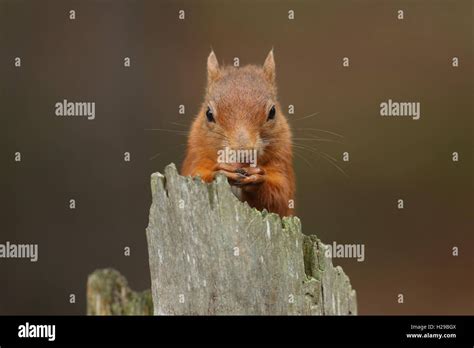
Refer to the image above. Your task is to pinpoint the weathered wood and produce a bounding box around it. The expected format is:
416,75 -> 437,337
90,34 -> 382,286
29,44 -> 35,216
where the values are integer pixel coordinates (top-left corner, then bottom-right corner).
86,164 -> 357,315
145,163 -> 357,315
87,268 -> 152,315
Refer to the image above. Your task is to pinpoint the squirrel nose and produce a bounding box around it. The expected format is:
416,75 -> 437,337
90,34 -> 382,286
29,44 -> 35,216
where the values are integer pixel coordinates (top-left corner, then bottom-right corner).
235,128 -> 252,149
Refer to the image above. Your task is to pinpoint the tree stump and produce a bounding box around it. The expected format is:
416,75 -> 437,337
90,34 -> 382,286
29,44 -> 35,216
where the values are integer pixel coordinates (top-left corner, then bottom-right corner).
87,164 -> 357,315
145,163 -> 357,315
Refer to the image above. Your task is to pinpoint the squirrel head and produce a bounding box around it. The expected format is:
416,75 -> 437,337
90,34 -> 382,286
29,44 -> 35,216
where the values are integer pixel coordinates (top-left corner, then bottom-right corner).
200,50 -> 290,163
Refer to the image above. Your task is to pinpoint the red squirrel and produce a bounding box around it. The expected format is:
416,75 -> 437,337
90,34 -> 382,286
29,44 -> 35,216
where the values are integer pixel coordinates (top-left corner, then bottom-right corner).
181,50 -> 295,216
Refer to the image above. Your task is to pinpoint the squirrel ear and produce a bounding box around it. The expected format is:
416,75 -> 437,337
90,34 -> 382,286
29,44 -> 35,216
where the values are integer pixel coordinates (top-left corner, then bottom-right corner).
263,49 -> 276,84
207,51 -> 220,82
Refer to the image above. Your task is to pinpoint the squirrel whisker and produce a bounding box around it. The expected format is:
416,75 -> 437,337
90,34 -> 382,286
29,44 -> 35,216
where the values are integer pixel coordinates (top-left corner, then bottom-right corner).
292,112 -> 320,121
294,127 -> 344,138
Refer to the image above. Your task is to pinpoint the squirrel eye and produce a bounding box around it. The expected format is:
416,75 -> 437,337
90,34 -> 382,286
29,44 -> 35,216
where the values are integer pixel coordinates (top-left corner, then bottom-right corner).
267,105 -> 276,121
206,107 -> 215,123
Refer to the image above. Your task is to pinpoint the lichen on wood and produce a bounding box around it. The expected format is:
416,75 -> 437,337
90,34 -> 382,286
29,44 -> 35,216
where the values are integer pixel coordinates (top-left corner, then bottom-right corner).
87,268 -> 152,315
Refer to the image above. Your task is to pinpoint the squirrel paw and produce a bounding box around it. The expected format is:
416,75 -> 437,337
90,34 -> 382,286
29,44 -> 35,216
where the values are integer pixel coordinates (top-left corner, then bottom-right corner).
213,164 -> 265,189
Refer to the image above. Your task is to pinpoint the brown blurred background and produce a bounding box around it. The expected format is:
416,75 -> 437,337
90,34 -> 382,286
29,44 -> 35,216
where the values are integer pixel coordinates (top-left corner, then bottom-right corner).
1,0 -> 472,315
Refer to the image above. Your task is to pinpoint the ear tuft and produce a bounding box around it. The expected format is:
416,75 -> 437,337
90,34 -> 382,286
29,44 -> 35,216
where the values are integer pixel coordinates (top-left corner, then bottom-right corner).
207,51 -> 220,82
263,49 -> 276,84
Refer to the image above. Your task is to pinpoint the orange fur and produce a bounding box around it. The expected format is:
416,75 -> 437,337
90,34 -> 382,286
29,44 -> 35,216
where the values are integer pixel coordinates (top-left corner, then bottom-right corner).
181,51 -> 295,216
